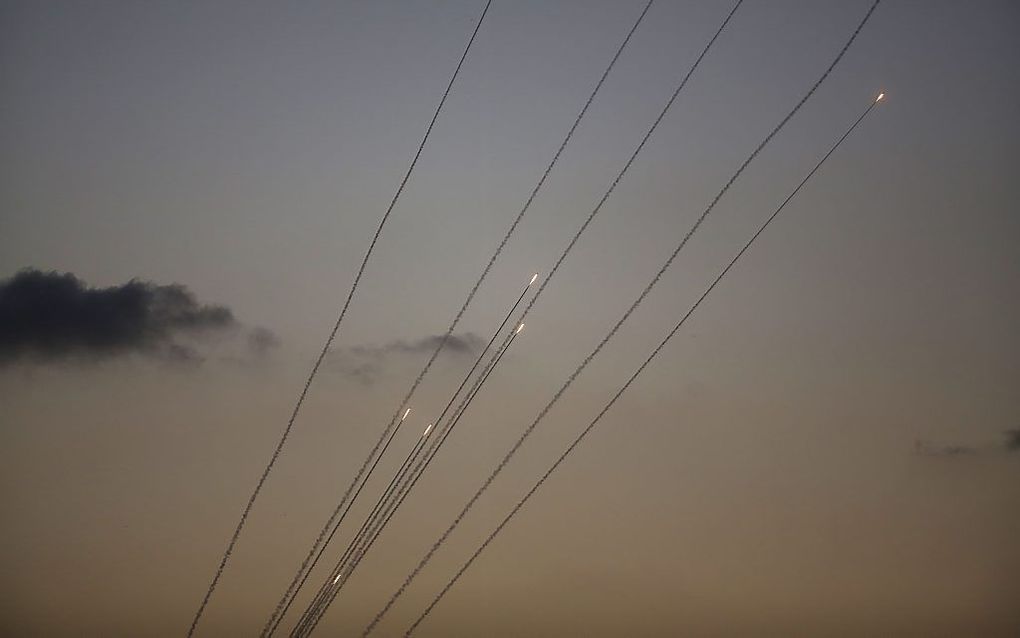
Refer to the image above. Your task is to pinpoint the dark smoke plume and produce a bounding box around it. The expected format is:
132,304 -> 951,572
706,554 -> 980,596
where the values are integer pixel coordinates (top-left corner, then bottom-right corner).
0,268 -> 248,364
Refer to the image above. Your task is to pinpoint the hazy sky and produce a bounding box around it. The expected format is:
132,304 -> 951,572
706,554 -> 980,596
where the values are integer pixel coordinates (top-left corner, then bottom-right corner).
2,1 -> 1018,636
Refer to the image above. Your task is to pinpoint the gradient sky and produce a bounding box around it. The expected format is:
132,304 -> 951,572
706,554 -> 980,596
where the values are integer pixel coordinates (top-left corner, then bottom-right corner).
2,1 -> 1018,636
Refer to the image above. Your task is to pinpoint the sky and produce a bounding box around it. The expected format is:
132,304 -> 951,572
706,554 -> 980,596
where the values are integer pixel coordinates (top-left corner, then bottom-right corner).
1,0 -> 1018,636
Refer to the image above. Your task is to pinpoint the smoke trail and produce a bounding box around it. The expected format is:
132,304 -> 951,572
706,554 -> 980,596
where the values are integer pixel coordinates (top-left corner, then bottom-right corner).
512,0 -> 745,329
285,0 -> 642,597
347,327 -> 520,582
285,2 -> 654,626
298,327 -> 522,636
290,340 -> 506,638
364,3 -> 881,634
376,0 -> 656,420
406,93 -> 886,637
185,3 -> 494,636
286,351 -> 504,638
260,411 -> 412,638
290,342 -> 505,638
286,431 -> 431,638
288,283 -> 529,637
312,0 -> 657,591
263,276 -> 531,638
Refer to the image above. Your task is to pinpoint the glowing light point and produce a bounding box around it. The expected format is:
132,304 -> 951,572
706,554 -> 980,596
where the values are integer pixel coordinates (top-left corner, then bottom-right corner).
876,92 -> 885,102
516,323 -> 525,334
333,573 -> 342,584
423,423 -> 434,437
529,273 -> 538,286
402,408 -> 411,421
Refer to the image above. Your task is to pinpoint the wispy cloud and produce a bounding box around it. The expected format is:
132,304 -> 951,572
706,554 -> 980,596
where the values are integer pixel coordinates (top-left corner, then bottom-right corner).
331,333 -> 483,385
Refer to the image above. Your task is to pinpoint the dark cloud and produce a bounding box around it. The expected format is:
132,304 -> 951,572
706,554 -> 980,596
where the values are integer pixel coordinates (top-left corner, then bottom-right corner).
332,332 -> 483,385
0,268 -> 245,365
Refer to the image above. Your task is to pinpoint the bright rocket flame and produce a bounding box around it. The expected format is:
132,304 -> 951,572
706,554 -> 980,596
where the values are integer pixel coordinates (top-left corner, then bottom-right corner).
333,573 -> 342,584
402,408 -> 411,421
876,92 -> 885,102
423,423 -> 434,437
516,323 -> 525,334
529,273 -> 538,286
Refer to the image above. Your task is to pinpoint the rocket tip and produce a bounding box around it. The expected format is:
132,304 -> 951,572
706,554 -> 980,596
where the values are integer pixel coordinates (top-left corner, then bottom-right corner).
402,408 -> 411,421
423,423 -> 434,437
516,323 -> 525,334
875,92 -> 885,103
529,273 -> 538,286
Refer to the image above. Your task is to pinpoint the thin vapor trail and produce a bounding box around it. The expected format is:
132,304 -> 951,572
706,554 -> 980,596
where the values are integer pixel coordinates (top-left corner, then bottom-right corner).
285,426 -> 433,638
406,93 -> 886,637
364,3 -> 881,633
293,336 -> 513,638
262,410 -> 413,638
289,3 -> 653,625
352,331 -> 518,572
334,436 -> 428,578
345,325 -> 522,584
287,278 -> 533,638
184,2 -> 493,635
332,426 -> 431,586
513,0 -> 745,329
324,0 -> 657,581
264,273 -> 533,638
299,325 -> 524,636
290,338 -> 517,638
323,2 -> 744,626
349,0 -> 749,626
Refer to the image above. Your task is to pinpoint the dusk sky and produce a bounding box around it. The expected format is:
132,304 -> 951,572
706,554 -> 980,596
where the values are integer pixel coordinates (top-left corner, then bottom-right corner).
2,1 -> 1018,636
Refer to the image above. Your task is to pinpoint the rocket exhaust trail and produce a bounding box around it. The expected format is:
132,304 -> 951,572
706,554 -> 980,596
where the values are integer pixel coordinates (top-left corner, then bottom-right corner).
300,324 -> 525,637
405,92 -> 887,636
289,277 -> 532,637
268,274 -> 534,637
338,7 -> 750,618
345,324 -> 522,586
344,5 -> 751,625
506,0 -> 745,335
333,425 -> 433,583
364,2 -> 882,634
343,331 -> 519,588
285,426 -> 432,638
304,0 -> 655,614
287,0 -> 652,624
296,424 -> 434,635
266,417 -> 426,638
295,332 -> 521,638
292,336 -> 524,638
289,278 -> 534,637
185,3 -> 493,635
